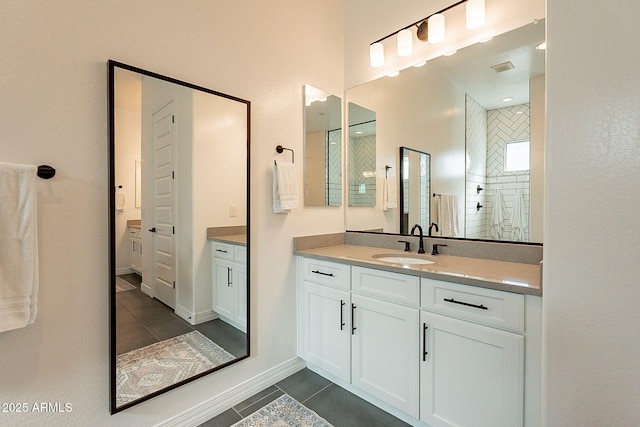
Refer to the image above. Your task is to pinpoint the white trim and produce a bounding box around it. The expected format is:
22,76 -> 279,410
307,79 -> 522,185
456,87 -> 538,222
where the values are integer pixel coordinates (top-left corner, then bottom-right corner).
157,357 -> 307,427
194,309 -> 218,325
141,281 -> 153,297
174,304 -> 194,324
116,267 -> 135,275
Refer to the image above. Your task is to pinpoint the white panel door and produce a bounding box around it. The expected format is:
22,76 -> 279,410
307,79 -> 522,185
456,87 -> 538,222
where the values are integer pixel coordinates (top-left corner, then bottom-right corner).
420,311 -> 524,427
300,282 -> 351,382
351,294 -> 419,418
152,100 -> 176,308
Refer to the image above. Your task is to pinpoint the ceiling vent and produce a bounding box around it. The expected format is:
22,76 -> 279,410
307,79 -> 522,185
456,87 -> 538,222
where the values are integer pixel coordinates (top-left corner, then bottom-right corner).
490,61 -> 515,73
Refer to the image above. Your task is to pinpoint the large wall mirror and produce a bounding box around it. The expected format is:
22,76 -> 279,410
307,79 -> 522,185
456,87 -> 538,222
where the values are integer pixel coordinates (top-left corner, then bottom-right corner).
108,61 -> 250,413
304,85 -> 342,207
346,20 -> 545,244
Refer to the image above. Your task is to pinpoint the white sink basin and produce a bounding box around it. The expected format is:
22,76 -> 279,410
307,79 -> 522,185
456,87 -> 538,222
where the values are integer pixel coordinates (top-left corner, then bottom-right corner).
372,253 -> 436,265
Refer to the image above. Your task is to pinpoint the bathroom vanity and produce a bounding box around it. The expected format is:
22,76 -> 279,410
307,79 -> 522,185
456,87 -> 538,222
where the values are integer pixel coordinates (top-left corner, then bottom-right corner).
296,239 -> 541,427
127,220 -> 142,274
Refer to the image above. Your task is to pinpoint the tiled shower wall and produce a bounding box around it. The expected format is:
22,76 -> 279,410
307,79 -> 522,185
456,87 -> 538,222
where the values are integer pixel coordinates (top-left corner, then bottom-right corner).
465,95 -> 488,239
327,129 -> 342,206
485,103 -> 530,241
348,135 -> 376,206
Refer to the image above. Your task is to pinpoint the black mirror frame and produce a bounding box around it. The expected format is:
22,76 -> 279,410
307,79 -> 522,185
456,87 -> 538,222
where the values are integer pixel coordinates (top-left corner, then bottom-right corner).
108,60 -> 251,414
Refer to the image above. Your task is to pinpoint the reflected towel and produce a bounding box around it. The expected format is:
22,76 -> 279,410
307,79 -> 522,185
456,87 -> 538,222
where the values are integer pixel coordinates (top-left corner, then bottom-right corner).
0,162 -> 39,333
273,161 -> 299,213
434,194 -> 459,237
511,189 -> 527,241
383,177 -> 397,211
490,190 -> 509,239
116,188 -> 125,211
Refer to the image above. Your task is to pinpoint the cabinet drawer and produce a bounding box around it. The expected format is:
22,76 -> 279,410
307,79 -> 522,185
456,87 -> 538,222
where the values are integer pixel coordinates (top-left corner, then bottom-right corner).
212,242 -> 234,261
129,228 -> 140,238
301,257 -> 350,290
352,266 -> 420,306
234,246 -> 247,265
421,278 -> 524,333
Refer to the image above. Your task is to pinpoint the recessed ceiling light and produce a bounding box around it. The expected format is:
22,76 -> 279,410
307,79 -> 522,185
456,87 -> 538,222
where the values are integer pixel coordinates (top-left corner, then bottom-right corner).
318,97 -> 327,102
536,41 -> 546,50
386,71 -> 400,77
502,97 -> 513,103
479,36 -> 493,43
444,50 -> 458,56
413,61 -> 428,67
356,131 -> 363,134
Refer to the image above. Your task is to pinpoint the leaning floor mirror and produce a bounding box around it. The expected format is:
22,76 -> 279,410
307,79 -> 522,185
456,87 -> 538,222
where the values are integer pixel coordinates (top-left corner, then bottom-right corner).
108,60 -> 250,413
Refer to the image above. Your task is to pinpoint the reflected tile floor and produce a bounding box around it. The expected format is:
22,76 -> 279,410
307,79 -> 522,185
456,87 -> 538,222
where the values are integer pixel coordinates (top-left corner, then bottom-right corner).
199,368 -> 410,427
115,274 -> 246,357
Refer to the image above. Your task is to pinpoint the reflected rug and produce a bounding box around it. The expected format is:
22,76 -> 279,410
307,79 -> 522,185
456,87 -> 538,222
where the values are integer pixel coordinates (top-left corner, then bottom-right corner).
116,331 -> 235,406
115,277 -> 136,292
232,394 -> 334,427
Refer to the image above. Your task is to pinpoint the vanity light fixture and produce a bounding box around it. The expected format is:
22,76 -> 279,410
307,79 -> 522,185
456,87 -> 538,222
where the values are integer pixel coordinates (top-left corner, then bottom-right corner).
368,0 -> 486,68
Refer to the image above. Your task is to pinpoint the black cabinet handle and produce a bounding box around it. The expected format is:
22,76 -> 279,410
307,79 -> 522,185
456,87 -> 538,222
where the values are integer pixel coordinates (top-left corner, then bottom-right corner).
351,304 -> 357,335
443,298 -> 488,310
148,227 -> 156,233
423,323 -> 429,361
216,249 -> 229,254
312,270 -> 334,277
228,267 -> 232,287
340,300 -> 346,331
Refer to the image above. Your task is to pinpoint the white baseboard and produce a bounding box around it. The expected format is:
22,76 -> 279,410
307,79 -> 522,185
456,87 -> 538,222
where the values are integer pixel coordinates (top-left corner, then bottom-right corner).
116,267 -> 135,275
194,309 -> 218,325
158,357 -> 307,427
175,304 -> 194,324
140,282 -> 153,297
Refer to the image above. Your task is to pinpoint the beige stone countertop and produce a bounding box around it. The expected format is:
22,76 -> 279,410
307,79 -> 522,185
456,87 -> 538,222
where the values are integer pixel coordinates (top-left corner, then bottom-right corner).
127,219 -> 141,229
295,244 -> 541,296
208,234 -> 246,246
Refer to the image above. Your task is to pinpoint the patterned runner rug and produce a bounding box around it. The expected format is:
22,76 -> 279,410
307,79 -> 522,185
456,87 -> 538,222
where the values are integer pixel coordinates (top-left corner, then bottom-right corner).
115,276 -> 136,292
116,331 -> 235,406
232,394 -> 334,427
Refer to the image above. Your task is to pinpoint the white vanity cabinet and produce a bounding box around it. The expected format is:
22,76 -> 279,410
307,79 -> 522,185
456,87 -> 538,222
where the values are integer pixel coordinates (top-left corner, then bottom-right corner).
420,278 -> 527,427
129,227 -> 142,274
212,241 -> 246,332
298,258 -> 351,383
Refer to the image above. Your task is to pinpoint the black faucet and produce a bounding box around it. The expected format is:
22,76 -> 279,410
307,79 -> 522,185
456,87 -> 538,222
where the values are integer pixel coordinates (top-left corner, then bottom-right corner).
410,224 -> 425,254
428,222 -> 439,237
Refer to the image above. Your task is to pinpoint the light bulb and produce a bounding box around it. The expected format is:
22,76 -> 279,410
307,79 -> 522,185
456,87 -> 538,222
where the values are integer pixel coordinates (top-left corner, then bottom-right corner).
370,42 -> 384,68
397,29 -> 413,56
428,14 -> 445,44
466,0 -> 485,30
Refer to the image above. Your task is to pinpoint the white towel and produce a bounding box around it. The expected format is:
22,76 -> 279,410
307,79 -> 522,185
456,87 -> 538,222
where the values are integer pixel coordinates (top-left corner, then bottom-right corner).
490,190 -> 510,239
0,162 -> 39,333
383,177 -> 397,211
115,188 -> 125,211
273,161 -> 298,213
511,189 -> 527,241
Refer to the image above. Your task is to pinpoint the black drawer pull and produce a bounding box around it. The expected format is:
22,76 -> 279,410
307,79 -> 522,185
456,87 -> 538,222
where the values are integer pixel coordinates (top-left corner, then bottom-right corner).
311,270 -> 334,277
444,298 -> 488,310
216,249 -> 229,254
340,300 -> 346,331
423,323 -> 429,361
351,304 -> 357,335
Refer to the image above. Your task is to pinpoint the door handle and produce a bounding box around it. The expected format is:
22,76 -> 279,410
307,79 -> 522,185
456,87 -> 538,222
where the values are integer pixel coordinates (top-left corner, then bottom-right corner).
148,227 -> 156,233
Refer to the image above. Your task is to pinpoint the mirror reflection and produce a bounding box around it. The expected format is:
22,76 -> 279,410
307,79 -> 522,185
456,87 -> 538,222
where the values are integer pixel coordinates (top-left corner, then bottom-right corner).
345,20 -> 545,243
400,147 -> 431,235
110,61 -> 250,413
348,102 -> 377,207
304,85 -> 342,207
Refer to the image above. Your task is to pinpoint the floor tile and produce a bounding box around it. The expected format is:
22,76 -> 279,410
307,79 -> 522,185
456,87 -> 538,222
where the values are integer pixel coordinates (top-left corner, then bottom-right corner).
275,368 -> 332,403
236,388 -> 284,418
197,407 -> 241,427
194,320 -> 248,358
145,316 -> 194,341
116,324 -> 158,354
304,384 -> 411,427
233,385 -> 279,412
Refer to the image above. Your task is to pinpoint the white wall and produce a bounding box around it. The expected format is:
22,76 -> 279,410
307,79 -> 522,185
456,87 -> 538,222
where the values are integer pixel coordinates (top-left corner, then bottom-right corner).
0,1 -> 343,425
544,0 -> 640,425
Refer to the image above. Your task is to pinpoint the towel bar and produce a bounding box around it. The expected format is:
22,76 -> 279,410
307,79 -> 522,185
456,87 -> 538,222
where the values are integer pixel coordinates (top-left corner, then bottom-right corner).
275,145 -> 294,163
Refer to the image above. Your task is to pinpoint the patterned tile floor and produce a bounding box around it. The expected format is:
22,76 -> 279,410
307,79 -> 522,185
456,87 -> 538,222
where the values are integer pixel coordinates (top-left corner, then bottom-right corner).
199,368 -> 410,427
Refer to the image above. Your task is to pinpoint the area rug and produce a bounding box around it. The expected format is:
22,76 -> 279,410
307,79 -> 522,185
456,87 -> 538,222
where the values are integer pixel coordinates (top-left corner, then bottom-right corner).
232,394 -> 334,427
116,331 -> 235,406
115,276 -> 136,292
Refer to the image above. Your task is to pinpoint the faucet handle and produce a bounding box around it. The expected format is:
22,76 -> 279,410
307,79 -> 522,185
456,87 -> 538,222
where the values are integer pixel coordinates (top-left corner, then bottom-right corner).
398,240 -> 411,252
431,244 -> 447,256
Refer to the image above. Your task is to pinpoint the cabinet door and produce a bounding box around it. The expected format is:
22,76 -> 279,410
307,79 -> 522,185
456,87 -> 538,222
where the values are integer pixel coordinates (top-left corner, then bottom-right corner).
351,294 -> 419,418
213,259 -> 236,320
300,282 -> 351,382
420,311 -> 524,427
130,238 -> 141,273
235,263 -> 247,330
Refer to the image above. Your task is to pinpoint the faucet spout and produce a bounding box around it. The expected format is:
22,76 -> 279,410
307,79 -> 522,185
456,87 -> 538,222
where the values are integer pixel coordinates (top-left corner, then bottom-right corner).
428,222 -> 439,237
410,224 -> 425,254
